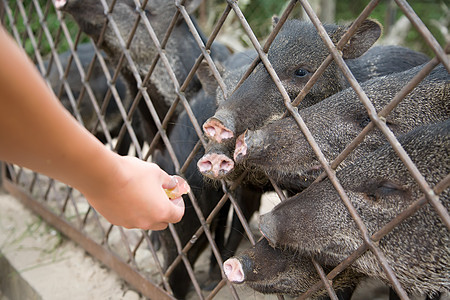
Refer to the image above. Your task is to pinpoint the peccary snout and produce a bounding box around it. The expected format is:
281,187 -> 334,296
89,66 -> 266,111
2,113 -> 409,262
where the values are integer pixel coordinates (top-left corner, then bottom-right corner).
258,120 -> 450,296
233,132 -> 248,162
203,116 -> 235,143
197,153 -> 235,178
234,130 -> 267,163
223,258 -> 245,283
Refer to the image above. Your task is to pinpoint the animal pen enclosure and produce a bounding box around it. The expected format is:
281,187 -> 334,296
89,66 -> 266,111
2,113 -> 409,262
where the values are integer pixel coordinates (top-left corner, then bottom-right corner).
0,0 -> 449,299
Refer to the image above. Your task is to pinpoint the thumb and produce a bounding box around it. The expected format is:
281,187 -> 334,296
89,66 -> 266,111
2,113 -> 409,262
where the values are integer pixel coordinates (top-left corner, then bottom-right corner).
160,174 -> 188,224
164,195 -> 186,224
162,175 -> 190,199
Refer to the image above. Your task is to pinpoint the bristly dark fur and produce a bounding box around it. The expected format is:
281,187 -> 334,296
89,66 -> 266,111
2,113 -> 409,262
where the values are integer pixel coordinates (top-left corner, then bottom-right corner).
230,238 -> 365,298
260,120 -> 450,296
240,64 -> 449,192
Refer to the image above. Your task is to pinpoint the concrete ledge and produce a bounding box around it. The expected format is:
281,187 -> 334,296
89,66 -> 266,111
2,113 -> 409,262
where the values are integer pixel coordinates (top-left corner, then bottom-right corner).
0,253 -> 41,300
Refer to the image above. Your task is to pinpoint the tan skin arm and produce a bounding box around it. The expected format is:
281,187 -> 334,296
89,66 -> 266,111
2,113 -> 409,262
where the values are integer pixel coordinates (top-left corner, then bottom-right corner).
0,25 -> 186,230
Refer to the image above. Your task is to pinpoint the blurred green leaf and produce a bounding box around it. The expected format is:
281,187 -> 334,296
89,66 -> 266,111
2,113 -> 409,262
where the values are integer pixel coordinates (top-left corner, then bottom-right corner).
4,0 -> 447,58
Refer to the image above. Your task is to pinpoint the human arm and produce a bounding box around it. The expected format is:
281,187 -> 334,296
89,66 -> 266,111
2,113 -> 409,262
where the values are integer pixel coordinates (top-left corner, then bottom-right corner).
0,25 -> 186,230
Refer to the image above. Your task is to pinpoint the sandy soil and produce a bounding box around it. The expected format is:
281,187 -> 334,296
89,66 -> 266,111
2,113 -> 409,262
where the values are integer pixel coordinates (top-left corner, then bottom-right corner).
0,188 -> 144,300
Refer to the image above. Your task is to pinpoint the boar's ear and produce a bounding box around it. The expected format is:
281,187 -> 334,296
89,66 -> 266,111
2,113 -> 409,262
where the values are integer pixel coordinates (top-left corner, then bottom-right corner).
363,179 -> 408,202
196,60 -> 222,96
272,15 -> 280,28
338,19 -> 382,59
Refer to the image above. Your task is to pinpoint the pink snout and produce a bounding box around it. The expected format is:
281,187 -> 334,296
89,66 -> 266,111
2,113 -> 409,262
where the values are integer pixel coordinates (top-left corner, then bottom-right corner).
203,118 -> 234,143
223,258 -> 245,283
234,132 -> 248,162
197,153 -> 235,179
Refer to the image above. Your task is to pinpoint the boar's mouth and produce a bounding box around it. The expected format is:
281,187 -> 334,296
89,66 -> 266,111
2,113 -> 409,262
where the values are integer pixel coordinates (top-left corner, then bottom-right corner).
246,281 -> 300,297
283,163 -> 322,187
305,163 -> 323,177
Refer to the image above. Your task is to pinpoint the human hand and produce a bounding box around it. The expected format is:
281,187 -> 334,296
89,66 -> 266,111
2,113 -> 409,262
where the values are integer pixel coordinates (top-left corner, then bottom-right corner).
164,175 -> 190,200
0,26 -> 188,231
82,155 -> 188,230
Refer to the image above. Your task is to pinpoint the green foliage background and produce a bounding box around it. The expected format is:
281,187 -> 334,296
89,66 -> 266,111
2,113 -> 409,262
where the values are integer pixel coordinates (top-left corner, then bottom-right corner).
334,0 -> 447,56
202,0 -> 447,57
2,0 -> 87,59
2,0 -> 448,59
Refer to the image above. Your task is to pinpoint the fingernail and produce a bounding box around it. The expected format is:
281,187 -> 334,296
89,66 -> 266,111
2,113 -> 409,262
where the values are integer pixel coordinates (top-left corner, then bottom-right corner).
168,176 -> 179,188
170,196 -> 185,208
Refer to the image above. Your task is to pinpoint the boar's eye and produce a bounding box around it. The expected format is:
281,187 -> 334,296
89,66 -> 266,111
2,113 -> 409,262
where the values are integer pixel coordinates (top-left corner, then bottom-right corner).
294,68 -> 309,77
376,181 -> 405,196
361,179 -> 406,202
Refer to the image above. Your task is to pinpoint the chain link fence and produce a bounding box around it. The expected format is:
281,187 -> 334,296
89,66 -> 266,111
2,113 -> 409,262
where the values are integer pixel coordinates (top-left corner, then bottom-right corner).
1,0 -> 449,299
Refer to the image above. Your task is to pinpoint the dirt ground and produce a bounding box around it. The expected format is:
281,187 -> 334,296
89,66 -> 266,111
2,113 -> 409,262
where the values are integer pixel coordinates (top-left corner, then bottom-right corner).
0,187 -> 145,300
1,186 -> 447,300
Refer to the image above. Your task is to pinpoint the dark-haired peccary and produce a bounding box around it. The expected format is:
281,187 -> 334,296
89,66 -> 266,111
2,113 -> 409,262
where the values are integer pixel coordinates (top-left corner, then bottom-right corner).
199,18 -> 429,180
203,18 -> 428,144
152,87 -> 224,299
259,120 -> 450,297
223,238 -> 363,299
195,49 -> 270,275
234,64 -> 449,192
56,0 -> 229,149
152,51 -> 263,298
344,44 -> 429,83
43,43 -> 141,155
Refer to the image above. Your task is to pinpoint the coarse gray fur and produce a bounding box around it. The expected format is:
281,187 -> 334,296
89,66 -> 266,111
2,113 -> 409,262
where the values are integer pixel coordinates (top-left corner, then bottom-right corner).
57,0 -> 229,144
41,43 -> 147,155
43,43 -> 129,133
260,120 -> 450,297
238,64 -> 449,191
205,18 -> 384,139
346,44 -> 429,83
225,238 -> 364,298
